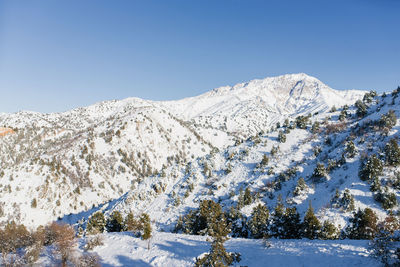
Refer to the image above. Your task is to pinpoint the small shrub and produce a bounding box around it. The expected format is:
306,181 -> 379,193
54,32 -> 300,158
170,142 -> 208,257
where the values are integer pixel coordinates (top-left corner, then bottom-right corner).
84,235 -> 104,251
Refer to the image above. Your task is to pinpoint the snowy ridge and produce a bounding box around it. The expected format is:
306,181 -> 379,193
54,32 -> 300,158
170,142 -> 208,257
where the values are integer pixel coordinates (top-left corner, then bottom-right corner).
161,73 -> 365,137
162,73 -> 364,117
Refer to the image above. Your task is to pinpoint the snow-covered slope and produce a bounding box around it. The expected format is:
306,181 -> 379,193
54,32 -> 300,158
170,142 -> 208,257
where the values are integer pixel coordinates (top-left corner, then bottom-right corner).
62,87 -> 400,240
0,73 -> 368,228
0,99 -> 213,226
28,232 -> 377,267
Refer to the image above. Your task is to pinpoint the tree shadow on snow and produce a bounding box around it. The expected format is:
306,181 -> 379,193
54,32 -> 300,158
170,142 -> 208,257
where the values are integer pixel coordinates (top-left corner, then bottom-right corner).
156,239 -> 209,260
101,256 -> 151,267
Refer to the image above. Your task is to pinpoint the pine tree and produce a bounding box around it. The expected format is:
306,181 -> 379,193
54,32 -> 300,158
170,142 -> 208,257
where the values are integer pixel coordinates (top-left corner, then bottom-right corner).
181,200 -> 229,236
370,177 -> 381,192
194,228 -> 241,267
284,118 -> 290,128
282,207 -> 302,239
359,154 -> 383,182
312,163 -> 327,181
248,204 -> 269,239
346,208 -> 378,240
374,189 -> 398,210
106,210 -> 124,232
320,220 -> 339,240
87,211 -> 106,235
293,178 -> 307,196
384,139 -> 400,166
124,212 -> 140,232
226,206 -> 247,238
270,146 -> 279,157
278,130 -> 286,143
339,109 -> 348,121
355,100 -> 368,118
379,110 -> 397,132
243,187 -> 253,206
363,90 -> 376,103
295,115 -> 309,129
270,196 -> 285,238
237,187 -> 245,209
302,202 -> 321,240
260,154 -> 269,166
194,202 -> 240,266
311,121 -> 320,134
341,189 -> 356,211
140,213 -> 152,240
345,141 -> 357,158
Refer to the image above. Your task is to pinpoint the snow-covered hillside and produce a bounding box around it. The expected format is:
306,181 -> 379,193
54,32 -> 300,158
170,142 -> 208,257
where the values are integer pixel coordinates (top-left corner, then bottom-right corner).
0,73 -> 366,228
60,87 -> 400,243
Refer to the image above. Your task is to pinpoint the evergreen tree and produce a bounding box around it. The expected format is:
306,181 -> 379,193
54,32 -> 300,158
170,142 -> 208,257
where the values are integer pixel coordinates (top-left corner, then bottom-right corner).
355,100 -> 368,118
278,130 -> 286,143
311,121 -> 320,134
248,204 -> 269,239
237,187 -> 245,209
293,178 -> 307,196
124,212 -> 140,232
338,109 -> 348,121
140,213 -> 152,240
370,177 -> 382,192
194,202 -> 240,266
260,154 -> 269,166
243,187 -> 253,206
374,189 -> 398,210
281,207 -> 302,239
284,118 -> 290,128
384,139 -> 400,166
87,211 -> 106,235
270,196 -> 285,238
331,189 -> 355,211
179,200 -> 229,236
363,90 -> 376,103
346,208 -> 378,240
345,141 -> 357,158
359,154 -> 383,182
295,115 -> 309,129
379,110 -> 397,132
312,163 -> 327,181
270,146 -> 279,157
302,202 -> 321,240
320,220 -> 339,240
341,189 -> 356,211
226,206 -> 247,238
106,210 -> 124,232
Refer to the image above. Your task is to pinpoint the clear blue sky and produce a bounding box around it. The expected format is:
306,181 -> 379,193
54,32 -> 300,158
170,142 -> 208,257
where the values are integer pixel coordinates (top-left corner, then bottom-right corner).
0,0 -> 399,113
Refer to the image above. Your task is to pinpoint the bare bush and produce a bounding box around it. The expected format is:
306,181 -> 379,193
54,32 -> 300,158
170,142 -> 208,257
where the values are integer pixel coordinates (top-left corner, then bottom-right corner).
84,235 -> 104,251
47,222 -> 76,267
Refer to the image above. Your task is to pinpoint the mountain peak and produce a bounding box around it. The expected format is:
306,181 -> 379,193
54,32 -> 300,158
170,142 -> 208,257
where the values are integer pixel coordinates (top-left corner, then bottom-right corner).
161,73 -> 366,127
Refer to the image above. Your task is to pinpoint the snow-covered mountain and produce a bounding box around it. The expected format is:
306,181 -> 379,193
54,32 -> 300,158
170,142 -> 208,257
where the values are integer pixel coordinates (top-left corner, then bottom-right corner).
161,73 -> 364,139
0,73 -> 367,227
164,73 -> 362,118
62,85 -> 400,241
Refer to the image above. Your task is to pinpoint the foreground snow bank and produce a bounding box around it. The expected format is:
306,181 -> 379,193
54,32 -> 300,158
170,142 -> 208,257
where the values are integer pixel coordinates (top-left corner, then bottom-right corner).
90,232 -> 378,267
